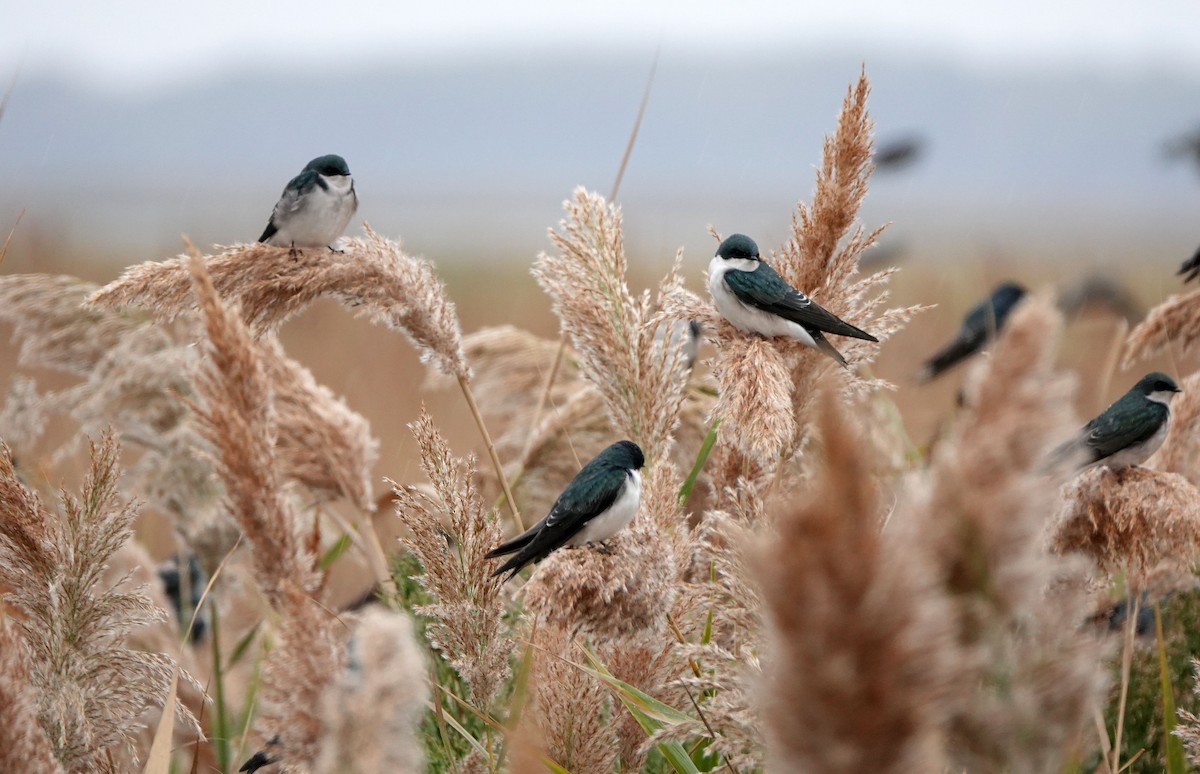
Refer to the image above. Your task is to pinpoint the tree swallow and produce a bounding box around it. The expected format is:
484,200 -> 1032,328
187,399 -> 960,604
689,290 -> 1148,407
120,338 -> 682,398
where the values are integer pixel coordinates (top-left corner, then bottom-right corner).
707,234 -> 878,366
918,281 -> 1027,382
157,554 -> 209,643
1178,244 -> 1200,283
1054,372 -> 1181,470
486,440 -> 644,581
258,154 -> 357,255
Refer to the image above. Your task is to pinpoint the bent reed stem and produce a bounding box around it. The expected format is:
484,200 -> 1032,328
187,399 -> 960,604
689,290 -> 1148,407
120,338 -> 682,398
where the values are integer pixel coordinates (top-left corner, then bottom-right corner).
458,372 -> 524,533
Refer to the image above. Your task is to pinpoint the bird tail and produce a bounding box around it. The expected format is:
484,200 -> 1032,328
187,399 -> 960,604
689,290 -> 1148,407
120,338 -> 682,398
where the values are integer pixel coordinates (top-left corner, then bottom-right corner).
918,337 -> 978,382
810,330 -> 849,367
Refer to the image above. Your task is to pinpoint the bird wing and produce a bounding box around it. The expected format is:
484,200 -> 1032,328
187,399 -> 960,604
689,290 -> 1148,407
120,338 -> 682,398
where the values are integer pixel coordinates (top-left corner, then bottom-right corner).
258,170 -> 319,242
723,263 -> 878,341
918,301 -> 993,380
488,464 -> 626,579
1179,245 -> 1200,283
1081,397 -> 1167,461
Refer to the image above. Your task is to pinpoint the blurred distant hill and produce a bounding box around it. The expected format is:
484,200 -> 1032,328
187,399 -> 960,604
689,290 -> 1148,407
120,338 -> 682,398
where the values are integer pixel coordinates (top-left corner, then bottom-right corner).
0,48 -> 1197,267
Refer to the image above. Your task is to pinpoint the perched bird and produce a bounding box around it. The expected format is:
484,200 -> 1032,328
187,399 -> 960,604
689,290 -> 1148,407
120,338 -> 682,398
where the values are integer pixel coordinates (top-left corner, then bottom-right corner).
258,154 -> 357,255
1053,372 -> 1181,470
1178,244 -> 1200,283
918,282 -> 1027,382
157,554 -> 209,643
707,233 -> 878,366
486,440 -> 645,581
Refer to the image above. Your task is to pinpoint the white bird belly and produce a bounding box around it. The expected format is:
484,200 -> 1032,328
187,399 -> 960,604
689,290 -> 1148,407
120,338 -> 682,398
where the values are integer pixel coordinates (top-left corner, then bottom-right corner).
568,470 -> 642,546
1100,418 -> 1170,469
706,257 -> 817,347
271,177 -> 356,248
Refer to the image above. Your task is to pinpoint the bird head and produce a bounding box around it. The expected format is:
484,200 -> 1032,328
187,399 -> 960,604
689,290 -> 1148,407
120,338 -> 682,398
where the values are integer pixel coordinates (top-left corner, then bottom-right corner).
715,233 -> 760,263
603,440 -> 645,470
1134,371 -> 1181,405
305,154 -> 351,177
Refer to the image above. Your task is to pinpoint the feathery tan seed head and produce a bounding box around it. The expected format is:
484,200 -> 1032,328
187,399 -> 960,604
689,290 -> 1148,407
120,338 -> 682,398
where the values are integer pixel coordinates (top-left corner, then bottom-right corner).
91,227 -> 469,377
1123,286 -> 1200,367
1054,466 -> 1200,580
521,524 -> 678,643
393,410 -> 512,710
755,390 -> 952,773
314,608 -> 428,774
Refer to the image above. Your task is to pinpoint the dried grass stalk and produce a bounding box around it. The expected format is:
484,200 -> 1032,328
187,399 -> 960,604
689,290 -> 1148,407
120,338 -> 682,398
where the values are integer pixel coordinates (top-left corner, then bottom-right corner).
1177,658 -> 1200,764
392,411 -> 512,711
185,256 -> 342,771
533,187 -> 690,470
186,255 -> 319,604
0,435 -> 199,772
755,391 -> 952,773
0,274 -> 167,375
526,624 -> 617,773
255,581 -> 345,773
90,226 -> 467,377
1054,466 -> 1200,580
521,527 -> 678,642
314,608 -> 427,774
0,614 -> 63,774
261,335 -> 379,511
1122,286 -> 1200,367
892,295 -> 1108,773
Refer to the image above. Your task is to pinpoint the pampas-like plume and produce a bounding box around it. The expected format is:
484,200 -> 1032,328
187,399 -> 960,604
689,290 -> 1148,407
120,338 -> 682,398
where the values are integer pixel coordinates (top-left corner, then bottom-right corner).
0,435 -> 199,772
0,614 -> 64,774
1122,286 -> 1200,367
1054,466 -> 1200,580
662,70 -> 926,469
0,274 -> 168,375
90,230 -> 526,527
521,529 -> 678,642
1177,659 -> 1200,764
892,295 -> 1108,773
533,188 -> 690,471
186,255 -> 342,770
90,227 -> 467,378
754,391 -> 952,773
187,255 -> 319,604
526,624 -> 618,773
314,608 -> 428,774
392,410 -> 512,710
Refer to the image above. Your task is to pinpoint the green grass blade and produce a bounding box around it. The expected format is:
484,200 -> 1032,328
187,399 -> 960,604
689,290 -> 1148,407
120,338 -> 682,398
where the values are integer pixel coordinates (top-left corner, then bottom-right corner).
679,420 -> 720,505
1156,602 -> 1187,773
319,532 -> 354,570
572,643 -> 701,774
227,620 -> 261,669
208,602 -> 231,773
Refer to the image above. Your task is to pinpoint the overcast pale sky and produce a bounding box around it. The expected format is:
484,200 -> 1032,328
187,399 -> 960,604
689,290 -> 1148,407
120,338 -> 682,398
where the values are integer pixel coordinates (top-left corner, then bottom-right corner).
5,1 -> 1200,89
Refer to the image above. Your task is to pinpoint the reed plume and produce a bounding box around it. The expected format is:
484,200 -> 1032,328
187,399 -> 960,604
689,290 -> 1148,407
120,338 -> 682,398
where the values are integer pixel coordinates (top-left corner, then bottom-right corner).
1054,466 -> 1200,580
90,229 -> 467,377
186,255 -> 341,771
1122,286 -> 1200,366
533,187 -> 690,470
892,295 -> 1107,773
755,390 -> 953,772
314,608 -> 428,774
392,410 -> 512,711
0,434 -> 199,772
0,613 -> 64,774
